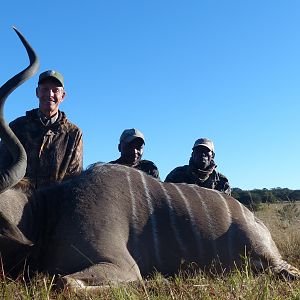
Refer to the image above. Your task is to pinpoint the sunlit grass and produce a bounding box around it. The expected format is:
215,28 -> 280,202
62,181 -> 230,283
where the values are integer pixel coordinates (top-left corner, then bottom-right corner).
0,269 -> 299,299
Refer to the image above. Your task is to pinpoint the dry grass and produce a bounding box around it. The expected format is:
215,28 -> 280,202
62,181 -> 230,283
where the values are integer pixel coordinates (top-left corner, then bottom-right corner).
0,202 -> 299,299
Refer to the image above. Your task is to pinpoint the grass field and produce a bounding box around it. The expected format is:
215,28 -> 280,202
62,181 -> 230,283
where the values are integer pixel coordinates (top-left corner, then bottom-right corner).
1,202 -> 299,299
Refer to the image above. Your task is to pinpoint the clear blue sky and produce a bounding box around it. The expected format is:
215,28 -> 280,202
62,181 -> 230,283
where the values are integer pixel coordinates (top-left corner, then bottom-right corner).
1,1 -> 299,190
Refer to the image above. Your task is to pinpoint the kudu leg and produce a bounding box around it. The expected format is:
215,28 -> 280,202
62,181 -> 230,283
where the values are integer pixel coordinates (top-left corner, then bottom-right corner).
57,259 -> 142,291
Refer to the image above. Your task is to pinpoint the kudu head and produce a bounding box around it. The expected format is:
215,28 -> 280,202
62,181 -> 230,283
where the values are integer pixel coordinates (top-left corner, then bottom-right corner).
0,28 -> 39,193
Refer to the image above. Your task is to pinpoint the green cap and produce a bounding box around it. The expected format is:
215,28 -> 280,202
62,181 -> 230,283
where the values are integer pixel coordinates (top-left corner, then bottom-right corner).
192,138 -> 214,152
120,128 -> 145,145
38,70 -> 64,87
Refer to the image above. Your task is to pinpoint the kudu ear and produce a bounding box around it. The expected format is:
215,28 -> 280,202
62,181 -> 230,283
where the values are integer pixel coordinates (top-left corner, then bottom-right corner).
0,211 -> 33,246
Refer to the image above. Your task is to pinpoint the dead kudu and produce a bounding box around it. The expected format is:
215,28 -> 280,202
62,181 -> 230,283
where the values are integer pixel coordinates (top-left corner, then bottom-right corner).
0,29 -> 299,292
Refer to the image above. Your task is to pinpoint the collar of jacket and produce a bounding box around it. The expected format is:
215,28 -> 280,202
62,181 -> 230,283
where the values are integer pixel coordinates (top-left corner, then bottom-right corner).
38,110 -> 59,126
26,108 -> 68,127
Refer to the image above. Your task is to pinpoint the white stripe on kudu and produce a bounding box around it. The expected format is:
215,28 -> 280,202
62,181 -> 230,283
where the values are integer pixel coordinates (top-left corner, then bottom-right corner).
191,186 -> 216,239
170,183 -> 204,256
125,170 -> 138,240
236,200 -> 248,225
191,186 -> 220,258
158,181 -> 187,257
214,190 -> 232,222
140,172 -> 162,267
215,191 -> 233,262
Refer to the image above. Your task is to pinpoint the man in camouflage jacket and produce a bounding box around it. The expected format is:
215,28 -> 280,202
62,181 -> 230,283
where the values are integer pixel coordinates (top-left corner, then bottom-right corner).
109,128 -> 159,179
165,138 -> 231,195
0,70 -> 83,189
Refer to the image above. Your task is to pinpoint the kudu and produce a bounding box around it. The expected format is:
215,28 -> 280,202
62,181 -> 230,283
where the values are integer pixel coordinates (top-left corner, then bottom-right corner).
0,28 -> 299,292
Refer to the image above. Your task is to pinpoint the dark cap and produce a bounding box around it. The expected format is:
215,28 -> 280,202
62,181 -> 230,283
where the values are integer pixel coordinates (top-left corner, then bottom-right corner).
38,70 -> 64,87
120,128 -> 145,145
192,138 -> 214,152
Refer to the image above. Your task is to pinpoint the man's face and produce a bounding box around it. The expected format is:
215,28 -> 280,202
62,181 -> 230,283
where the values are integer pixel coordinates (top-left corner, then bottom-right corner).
120,138 -> 144,166
192,145 -> 214,170
36,78 -> 66,117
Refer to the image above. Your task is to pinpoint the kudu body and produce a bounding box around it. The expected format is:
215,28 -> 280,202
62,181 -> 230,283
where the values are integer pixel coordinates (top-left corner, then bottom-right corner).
0,29 -> 299,291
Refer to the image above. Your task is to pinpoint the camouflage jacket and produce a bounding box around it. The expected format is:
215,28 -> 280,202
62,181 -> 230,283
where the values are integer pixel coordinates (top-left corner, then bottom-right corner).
0,109 -> 83,189
109,158 -> 160,179
165,162 -> 231,195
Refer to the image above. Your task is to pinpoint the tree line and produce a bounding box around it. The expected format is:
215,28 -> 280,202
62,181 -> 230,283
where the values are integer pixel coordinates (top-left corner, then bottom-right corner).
232,187 -> 300,209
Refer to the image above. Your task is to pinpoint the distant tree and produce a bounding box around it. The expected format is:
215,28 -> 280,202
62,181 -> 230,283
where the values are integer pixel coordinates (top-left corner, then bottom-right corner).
289,190 -> 300,201
231,187 -> 299,208
271,188 -> 292,202
231,188 -> 242,200
261,188 -> 277,203
231,189 -> 262,210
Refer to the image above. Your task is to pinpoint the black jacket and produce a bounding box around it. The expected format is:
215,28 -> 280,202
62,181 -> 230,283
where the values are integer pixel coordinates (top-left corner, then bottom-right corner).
109,158 -> 159,179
